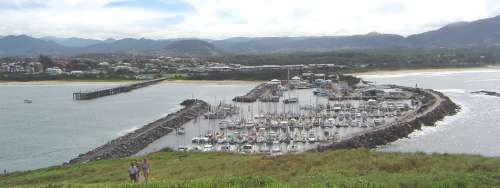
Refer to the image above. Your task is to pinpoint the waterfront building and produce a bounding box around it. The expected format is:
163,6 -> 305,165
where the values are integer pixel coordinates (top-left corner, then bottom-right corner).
46,67 -> 63,75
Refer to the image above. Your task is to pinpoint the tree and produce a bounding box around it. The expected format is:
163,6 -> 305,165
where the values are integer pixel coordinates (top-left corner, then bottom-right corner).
39,54 -> 53,70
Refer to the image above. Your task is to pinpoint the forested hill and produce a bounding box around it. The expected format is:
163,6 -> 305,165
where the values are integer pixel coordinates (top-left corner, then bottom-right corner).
1,15 -> 500,57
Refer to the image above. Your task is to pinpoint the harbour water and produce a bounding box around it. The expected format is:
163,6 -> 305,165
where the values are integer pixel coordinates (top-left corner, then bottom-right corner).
2,68 -> 500,171
0,82 -> 256,171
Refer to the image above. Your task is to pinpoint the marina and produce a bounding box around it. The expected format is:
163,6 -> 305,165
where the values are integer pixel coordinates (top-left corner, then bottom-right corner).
141,74 -> 435,155
3,69 -> 489,172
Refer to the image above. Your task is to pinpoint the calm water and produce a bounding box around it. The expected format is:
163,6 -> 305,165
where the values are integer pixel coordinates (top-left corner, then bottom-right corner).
2,69 -> 500,172
0,82 -> 256,171
360,69 -> 500,157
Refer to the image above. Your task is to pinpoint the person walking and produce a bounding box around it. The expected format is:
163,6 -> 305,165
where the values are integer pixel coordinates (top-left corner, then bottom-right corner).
141,159 -> 150,183
128,162 -> 138,183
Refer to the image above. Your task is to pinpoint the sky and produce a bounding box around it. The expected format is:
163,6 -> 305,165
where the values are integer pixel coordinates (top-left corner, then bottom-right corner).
0,0 -> 499,40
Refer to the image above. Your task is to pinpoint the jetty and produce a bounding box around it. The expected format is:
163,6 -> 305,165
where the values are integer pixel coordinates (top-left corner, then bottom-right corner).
72,78 -> 167,100
471,90 -> 500,97
68,99 -> 209,164
318,88 -> 459,151
233,83 -> 279,102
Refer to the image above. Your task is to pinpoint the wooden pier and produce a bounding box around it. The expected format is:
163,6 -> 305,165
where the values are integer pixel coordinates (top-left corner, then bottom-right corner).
73,78 -> 167,100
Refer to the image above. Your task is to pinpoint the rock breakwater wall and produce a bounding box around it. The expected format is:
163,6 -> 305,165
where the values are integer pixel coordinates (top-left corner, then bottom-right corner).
320,89 -> 460,150
68,99 -> 209,164
233,83 -> 274,102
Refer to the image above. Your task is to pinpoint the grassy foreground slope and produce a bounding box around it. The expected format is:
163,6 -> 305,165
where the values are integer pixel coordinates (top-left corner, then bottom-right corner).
1,149 -> 499,188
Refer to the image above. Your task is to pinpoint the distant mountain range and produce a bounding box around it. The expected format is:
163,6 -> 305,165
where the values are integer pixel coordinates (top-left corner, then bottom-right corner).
1,15 -> 500,57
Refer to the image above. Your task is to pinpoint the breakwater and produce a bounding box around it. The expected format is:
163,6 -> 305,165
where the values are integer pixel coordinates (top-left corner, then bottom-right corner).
233,83 -> 276,102
68,99 -> 209,164
319,89 -> 460,150
73,78 -> 167,100
471,90 -> 500,97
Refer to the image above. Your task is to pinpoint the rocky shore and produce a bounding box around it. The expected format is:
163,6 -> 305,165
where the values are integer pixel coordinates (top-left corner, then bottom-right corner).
471,90 -> 500,97
319,88 -> 460,150
233,83 -> 274,102
68,99 -> 209,164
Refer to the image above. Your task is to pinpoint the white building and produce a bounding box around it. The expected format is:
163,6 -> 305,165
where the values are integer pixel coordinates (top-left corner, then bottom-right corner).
46,67 -> 63,75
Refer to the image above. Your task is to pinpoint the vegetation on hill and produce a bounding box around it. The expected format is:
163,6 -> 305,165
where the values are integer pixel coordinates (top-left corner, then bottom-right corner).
1,149 -> 499,188
206,51 -> 496,67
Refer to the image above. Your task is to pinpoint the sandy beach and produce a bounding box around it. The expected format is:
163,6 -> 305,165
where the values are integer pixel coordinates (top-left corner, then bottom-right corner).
354,65 -> 500,76
2,66 -> 500,85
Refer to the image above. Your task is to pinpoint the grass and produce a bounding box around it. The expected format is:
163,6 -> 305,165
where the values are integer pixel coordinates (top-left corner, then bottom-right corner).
1,149 -> 499,188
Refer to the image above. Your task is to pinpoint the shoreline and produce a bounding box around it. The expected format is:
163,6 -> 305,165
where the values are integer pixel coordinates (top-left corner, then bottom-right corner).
353,65 -> 500,76
161,80 -> 261,85
2,65 -> 500,85
0,79 -> 260,86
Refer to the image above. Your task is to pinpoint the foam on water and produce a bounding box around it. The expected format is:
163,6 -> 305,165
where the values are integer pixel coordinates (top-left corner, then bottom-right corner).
117,126 -> 140,136
360,68 -> 500,79
369,71 -> 500,156
437,89 -> 467,94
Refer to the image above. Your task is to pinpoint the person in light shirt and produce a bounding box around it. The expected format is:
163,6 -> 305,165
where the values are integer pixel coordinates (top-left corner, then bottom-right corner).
128,162 -> 138,183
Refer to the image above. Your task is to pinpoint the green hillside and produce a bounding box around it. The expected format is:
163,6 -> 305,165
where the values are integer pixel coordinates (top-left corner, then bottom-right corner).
1,149 -> 499,188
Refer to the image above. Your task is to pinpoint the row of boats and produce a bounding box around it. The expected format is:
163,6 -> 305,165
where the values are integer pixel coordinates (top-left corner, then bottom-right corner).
203,103 -> 239,119
178,84 -> 416,154
191,127 -> 328,145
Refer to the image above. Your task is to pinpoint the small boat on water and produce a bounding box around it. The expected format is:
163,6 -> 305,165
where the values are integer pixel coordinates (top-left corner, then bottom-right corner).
283,98 -> 299,104
203,144 -> 214,152
307,130 -> 317,143
204,112 -> 226,119
24,99 -> 32,104
177,146 -> 189,152
288,144 -> 299,153
271,144 -> 282,153
242,144 -> 253,154
176,127 -> 185,135
313,88 -> 321,95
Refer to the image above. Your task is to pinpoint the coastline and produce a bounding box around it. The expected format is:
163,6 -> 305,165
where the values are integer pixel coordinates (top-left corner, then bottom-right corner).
160,80 -> 261,85
353,65 -> 500,76
3,65 -> 500,85
0,80 -> 136,85
0,79 -> 260,86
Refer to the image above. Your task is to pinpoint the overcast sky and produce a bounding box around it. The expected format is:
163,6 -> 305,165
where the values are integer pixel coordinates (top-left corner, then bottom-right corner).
1,0 -> 499,39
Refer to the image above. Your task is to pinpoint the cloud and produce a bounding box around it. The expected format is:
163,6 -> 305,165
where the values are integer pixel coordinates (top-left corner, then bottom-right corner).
0,0 -> 45,10
139,16 -> 186,28
377,1 -> 407,14
0,0 -> 498,39
105,0 -> 195,12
